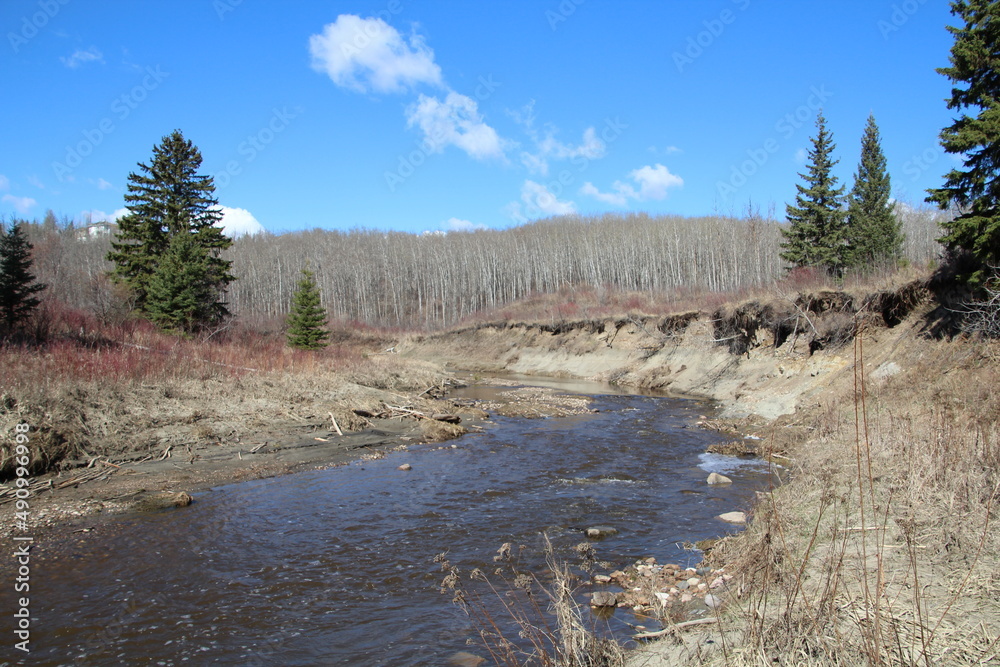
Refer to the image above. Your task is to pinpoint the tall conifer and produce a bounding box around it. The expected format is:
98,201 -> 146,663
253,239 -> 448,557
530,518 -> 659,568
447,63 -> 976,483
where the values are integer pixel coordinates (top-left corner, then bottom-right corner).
781,111 -> 847,274
846,114 -> 903,268
927,0 -> 1000,283
0,222 -> 46,335
107,130 -> 234,321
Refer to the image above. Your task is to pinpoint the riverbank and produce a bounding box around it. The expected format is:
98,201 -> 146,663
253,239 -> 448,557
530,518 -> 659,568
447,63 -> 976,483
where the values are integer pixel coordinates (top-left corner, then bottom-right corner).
0,360 -> 617,578
402,276 -> 1000,666
3,272 -> 996,664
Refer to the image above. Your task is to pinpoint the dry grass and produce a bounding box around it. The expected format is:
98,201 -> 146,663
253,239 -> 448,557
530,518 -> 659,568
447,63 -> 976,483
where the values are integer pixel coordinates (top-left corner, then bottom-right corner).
703,327 -> 1000,666
439,535 -> 626,667
0,306 -> 444,478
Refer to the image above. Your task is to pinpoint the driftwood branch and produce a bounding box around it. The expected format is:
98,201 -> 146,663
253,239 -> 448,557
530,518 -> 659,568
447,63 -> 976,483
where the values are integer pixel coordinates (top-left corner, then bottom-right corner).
632,617 -> 719,639
329,412 -> 344,436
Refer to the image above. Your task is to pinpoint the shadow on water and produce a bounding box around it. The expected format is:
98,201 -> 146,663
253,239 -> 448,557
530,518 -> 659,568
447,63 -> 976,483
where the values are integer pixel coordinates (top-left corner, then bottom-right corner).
18,378 -> 777,666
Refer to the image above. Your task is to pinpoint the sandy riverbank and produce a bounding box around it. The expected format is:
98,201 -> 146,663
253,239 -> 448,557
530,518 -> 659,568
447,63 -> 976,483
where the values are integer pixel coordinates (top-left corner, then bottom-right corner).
0,369 -> 606,578
402,279 -> 1000,666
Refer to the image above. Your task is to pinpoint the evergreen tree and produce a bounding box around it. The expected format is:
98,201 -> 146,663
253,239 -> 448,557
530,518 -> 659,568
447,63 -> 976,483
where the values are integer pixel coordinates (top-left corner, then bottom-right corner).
107,129 -> 234,318
144,232 -> 219,333
845,114 -> 903,268
0,222 -> 47,334
781,111 -> 848,274
927,0 -> 1000,283
286,268 -> 331,349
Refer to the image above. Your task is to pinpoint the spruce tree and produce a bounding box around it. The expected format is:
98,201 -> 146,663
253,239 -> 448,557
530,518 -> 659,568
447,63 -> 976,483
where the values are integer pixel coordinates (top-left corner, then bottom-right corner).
845,114 -> 903,268
286,268 -> 331,350
0,222 -> 47,335
781,111 -> 848,274
144,232 -> 220,333
107,130 -> 234,319
926,0 -> 1000,283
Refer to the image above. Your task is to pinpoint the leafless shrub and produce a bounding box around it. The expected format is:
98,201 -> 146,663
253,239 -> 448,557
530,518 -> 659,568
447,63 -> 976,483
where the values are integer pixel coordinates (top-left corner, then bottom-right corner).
959,279 -> 1000,339
439,536 -> 625,667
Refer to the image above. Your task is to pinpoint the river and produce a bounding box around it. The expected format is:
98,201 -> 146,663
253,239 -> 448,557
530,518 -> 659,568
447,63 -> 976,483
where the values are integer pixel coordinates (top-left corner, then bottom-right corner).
12,378 -> 776,666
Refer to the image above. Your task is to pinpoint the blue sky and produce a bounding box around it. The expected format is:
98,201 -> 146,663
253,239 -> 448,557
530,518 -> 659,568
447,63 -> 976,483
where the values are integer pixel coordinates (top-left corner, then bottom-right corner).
1,0 -> 959,235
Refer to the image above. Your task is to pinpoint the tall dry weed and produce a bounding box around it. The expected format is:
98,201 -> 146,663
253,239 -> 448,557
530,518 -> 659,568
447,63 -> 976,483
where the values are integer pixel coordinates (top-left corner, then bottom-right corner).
706,326 -> 1000,666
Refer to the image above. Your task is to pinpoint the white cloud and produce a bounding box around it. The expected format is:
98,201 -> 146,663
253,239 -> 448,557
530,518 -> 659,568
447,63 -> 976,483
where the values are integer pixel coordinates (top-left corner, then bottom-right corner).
87,208 -> 128,223
27,175 -> 44,190
61,46 -> 104,69
309,15 -> 442,94
215,206 -> 266,238
507,180 -> 576,221
84,206 -> 264,238
2,194 -> 36,214
580,181 -> 631,207
794,147 -> 809,164
510,102 -> 606,176
444,217 -> 487,232
406,92 -> 505,161
0,175 -> 9,190
631,163 -> 683,199
580,163 -> 683,207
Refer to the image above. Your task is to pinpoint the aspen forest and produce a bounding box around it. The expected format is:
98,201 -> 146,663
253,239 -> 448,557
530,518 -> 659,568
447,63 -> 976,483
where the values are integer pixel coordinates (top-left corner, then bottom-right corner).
15,204 -> 946,331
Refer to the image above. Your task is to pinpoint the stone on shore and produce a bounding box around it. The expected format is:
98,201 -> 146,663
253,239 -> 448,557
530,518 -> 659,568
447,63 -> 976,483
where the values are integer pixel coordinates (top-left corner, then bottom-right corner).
707,472 -> 732,485
125,490 -> 193,512
718,511 -> 747,524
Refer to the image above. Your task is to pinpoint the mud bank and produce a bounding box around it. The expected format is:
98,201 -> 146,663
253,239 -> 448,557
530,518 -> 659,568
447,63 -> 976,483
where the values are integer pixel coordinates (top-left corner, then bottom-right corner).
0,385 -> 479,560
0,370 -> 608,573
401,282 -> 928,422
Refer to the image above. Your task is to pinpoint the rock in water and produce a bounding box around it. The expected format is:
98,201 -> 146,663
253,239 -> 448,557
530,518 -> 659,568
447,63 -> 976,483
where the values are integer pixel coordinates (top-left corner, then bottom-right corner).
718,511 -> 747,524
585,525 -> 618,538
707,472 -> 732,485
591,591 -> 618,607
448,651 -> 486,667
398,463 -> 412,471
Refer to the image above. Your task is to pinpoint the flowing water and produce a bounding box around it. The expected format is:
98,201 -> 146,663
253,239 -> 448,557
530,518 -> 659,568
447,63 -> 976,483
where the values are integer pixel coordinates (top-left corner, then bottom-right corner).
12,378 -> 777,666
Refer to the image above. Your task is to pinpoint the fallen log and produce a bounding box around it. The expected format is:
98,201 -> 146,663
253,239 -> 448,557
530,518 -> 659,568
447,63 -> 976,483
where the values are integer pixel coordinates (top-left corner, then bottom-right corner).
431,414 -> 461,424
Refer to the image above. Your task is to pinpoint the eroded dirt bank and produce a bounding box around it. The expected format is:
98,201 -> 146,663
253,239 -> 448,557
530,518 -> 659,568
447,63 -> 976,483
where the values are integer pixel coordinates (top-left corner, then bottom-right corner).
402,279 -> 1000,666
402,282 -> 929,425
